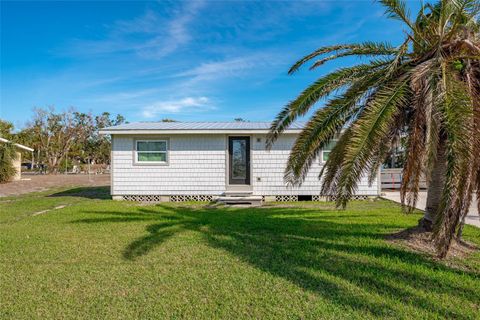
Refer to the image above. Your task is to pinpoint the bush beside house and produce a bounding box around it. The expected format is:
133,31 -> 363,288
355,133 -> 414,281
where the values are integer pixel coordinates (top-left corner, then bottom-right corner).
0,141 -> 18,183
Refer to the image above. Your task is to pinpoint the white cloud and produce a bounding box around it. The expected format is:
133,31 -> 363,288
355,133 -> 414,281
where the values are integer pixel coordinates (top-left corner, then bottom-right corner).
89,88 -> 160,103
173,52 -> 287,89
141,96 -> 213,118
176,56 -> 257,79
137,0 -> 206,59
61,1 -> 205,59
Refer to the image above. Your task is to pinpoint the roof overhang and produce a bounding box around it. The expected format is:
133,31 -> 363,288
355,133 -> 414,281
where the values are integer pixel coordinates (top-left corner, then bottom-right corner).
99,129 -> 302,135
0,137 -> 34,152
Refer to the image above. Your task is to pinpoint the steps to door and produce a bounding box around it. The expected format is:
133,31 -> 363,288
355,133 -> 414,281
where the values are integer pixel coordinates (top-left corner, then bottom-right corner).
223,190 -> 253,197
216,191 -> 262,206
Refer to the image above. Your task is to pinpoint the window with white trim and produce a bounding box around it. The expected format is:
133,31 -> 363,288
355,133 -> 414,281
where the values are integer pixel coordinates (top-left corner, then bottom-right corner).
136,140 -> 168,163
321,140 -> 337,163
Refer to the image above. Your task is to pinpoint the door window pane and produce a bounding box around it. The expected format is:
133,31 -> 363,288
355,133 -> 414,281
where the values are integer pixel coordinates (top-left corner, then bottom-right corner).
232,139 -> 247,179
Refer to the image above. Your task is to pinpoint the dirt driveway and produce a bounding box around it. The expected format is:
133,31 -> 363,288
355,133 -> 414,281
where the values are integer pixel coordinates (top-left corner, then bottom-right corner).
0,174 -> 110,197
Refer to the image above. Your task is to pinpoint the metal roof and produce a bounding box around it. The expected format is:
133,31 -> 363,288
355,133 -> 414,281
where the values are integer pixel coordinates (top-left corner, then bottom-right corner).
100,121 -> 305,133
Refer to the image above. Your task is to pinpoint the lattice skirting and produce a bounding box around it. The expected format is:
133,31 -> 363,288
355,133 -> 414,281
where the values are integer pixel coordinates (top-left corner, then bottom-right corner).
120,194 -> 372,202
274,195 -> 371,202
121,195 -> 214,202
352,195 -> 369,200
312,195 -> 369,201
275,195 -> 298,202
122,195 -> 163,202
170,195 -> 214,202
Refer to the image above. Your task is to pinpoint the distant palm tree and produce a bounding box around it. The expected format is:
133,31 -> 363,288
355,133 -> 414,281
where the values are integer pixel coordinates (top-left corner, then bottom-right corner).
267,0 -> 479,258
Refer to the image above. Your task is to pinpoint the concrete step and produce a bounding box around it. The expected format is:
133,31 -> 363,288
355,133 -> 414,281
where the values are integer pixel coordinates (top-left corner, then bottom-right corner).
216,195 -> 262,206
223,190 -> 253,197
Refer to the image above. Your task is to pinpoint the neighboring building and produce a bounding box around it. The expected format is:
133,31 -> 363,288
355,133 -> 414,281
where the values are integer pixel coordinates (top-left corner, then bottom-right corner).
0,137 -> 34,181
100,122 -> 380,203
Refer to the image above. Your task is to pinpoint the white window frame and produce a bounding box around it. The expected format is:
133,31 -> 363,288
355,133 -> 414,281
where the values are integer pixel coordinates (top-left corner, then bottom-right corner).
321,150 -> 331,163
320,140 -> 337,164
134,139 -> 169,165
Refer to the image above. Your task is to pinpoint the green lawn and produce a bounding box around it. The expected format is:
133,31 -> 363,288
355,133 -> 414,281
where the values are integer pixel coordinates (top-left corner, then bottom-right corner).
1,187 -> 479,319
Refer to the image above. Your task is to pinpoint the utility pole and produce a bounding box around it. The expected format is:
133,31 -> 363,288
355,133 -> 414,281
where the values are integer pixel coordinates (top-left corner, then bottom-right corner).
88,157 -> 92,182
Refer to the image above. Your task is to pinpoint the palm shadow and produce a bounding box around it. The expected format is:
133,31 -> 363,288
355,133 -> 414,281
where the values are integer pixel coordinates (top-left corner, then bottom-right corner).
49,186 -> 110,200
75,203 -> 480,318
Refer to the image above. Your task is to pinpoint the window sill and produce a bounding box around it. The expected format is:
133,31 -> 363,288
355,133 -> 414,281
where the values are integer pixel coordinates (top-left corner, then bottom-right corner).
133,161 -> 169,166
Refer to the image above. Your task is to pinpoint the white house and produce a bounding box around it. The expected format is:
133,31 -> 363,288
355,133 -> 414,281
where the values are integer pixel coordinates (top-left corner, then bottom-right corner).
100,122 -> 380,203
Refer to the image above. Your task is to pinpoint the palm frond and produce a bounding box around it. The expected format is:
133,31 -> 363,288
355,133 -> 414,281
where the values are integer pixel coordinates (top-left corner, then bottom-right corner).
434,66 -> 475,258
308,43 -> 398,70
400,60 -> 439,212
368,113 -> 404,186
465,58 -> 480,218
288,42 -> 396,74
400,110 -> 426,212
423,75 -> 442,181
379,0 -> 414,30
283,66 -> 392,185
283,103 -> 356,186
334,77 -> 410,207
384,38 -> 411,77
319,127 -> 353,197
266,61 -> 390,149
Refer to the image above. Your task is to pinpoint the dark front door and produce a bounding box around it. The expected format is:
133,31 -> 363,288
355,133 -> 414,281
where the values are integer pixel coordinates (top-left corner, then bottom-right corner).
228,136 -> 250,185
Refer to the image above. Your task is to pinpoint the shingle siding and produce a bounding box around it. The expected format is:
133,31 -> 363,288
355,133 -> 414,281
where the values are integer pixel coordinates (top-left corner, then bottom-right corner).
112,135 -> 226,195
251,134 -> 378,195
111,134 -> 379,196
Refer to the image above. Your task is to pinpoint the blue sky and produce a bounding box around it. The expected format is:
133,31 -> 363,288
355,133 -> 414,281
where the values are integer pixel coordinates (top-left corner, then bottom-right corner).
1,0 -> 421,128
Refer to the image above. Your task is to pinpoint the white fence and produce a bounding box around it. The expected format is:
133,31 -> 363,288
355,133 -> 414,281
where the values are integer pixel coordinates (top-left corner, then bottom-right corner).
381,168 -> 427,190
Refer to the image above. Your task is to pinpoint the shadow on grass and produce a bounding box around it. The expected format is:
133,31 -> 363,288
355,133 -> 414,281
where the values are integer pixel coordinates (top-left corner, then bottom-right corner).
75,203 -> 480,318
49,186 -> 110,200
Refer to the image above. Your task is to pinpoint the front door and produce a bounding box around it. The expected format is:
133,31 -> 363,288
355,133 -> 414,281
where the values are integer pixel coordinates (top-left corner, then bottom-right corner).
228,136 -> 250,185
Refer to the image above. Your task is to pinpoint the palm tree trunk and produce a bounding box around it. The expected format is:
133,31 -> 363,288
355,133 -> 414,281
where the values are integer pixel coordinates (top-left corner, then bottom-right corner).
419,143 -> 446,231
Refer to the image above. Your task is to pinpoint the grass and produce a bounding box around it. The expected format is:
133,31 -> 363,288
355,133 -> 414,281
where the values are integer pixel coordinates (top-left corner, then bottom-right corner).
1,187 -> 479,319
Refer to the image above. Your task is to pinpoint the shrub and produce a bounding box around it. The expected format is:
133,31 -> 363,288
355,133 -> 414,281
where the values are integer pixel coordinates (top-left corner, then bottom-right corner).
0,142 -> 18,183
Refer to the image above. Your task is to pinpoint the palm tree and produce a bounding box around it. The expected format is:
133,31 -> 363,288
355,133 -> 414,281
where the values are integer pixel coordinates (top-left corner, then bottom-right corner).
267,0 -> 480,258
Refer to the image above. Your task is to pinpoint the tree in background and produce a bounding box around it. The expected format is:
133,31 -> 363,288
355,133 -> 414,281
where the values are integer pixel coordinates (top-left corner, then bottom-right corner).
0,120 -> 15,140
268,0 -> 480,257
15,126 -> 38,165
67,111 -> 95,167
27,108 -> 87,172
84,112 -> 126,165
13,108 -> 126,172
